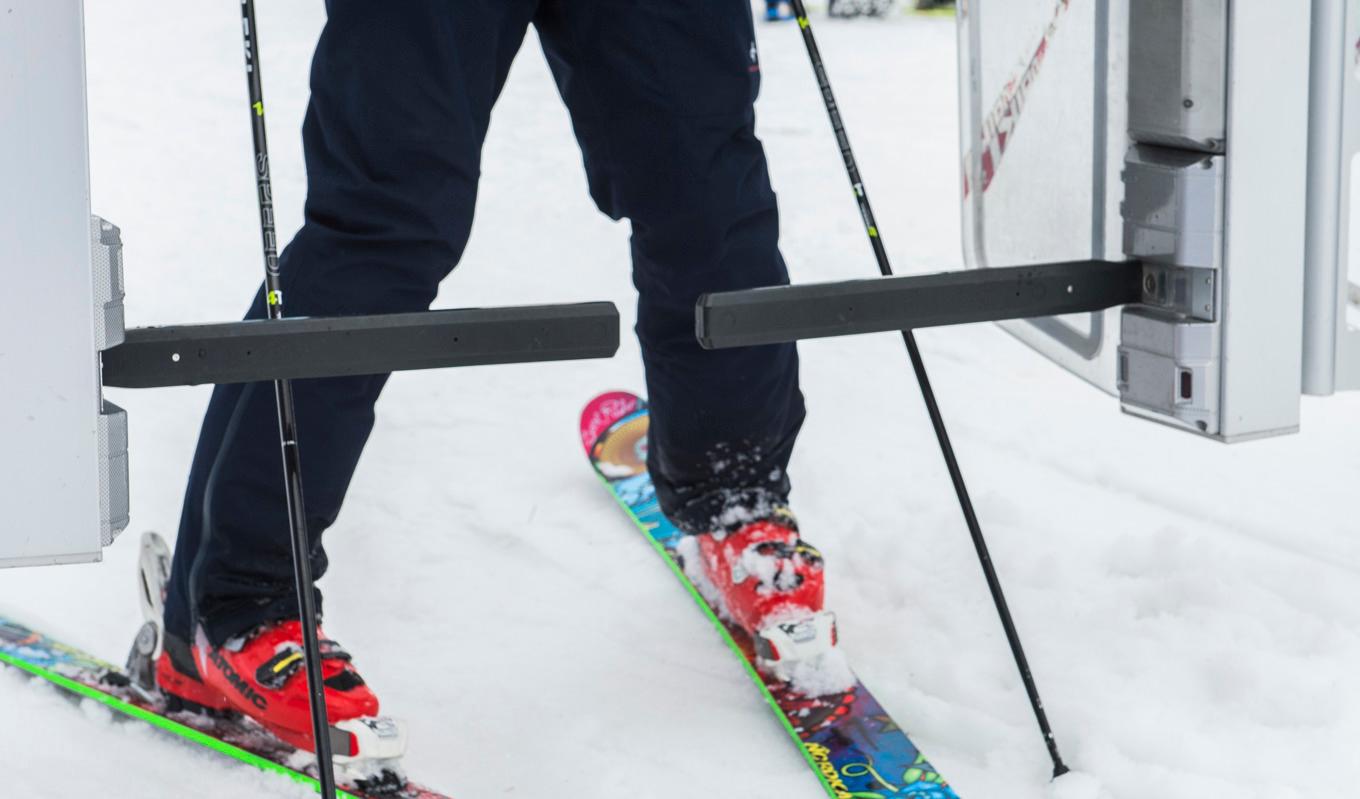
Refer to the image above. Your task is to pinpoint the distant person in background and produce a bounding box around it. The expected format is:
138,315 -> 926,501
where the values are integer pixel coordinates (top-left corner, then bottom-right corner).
826,0 -> 953,18
765,0 -> 794,21
827,0 -> 895,18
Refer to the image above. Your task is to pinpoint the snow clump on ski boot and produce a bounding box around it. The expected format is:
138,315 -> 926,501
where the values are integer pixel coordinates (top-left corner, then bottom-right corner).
684,511 -> 855,696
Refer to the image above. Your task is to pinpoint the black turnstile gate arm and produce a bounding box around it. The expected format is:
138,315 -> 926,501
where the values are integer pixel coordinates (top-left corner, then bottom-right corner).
103,302 -> 620,388
697,260 -> 1143,349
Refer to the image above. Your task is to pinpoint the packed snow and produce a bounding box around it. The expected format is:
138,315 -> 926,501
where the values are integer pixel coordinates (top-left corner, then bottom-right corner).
782,650 -> 859,700
4,3 -> 1360,798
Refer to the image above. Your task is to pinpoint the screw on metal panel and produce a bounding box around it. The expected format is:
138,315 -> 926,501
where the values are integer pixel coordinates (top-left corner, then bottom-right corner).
1144,274 -> 1157,293
1183,98 -> 1194,108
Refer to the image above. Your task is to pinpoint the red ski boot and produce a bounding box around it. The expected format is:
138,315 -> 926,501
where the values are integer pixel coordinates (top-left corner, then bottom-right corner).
691,514 -> 840,685
155,632 -> 233,715
195,620 -> 407,762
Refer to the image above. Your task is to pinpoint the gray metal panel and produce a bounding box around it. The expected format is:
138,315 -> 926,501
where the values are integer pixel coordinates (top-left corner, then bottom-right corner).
1118,308 -> 1220,434
1127,0 -> 1227,152
957,0 -> 1130,394
1121,146 -> 1224,271
1217,3 -> 1311,440
1303,0 -> 1360,395
97,402 -> 129,547
0,0 -> 106,567
91,216 -> 126,352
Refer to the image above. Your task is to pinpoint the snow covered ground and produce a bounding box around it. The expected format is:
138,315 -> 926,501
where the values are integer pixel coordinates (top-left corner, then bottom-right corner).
5,3 -> 1360,798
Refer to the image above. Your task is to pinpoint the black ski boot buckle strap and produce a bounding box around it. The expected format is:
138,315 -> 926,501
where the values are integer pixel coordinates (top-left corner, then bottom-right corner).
255,639 -> 352,690
256,646 -> 306,690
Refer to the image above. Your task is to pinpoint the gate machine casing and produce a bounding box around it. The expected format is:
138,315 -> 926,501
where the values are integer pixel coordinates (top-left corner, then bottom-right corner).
1,1 -> 129,566
958,0 -> 1359,440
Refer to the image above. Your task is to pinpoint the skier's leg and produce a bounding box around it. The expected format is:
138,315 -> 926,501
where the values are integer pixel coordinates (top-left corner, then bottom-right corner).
163,0 -> 537,650
534,1 -> 805,534
537,3 -> 837,676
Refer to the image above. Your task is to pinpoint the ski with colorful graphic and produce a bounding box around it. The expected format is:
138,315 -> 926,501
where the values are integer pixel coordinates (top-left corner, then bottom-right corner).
580,391 -> 959,799
0,615 -> 451,799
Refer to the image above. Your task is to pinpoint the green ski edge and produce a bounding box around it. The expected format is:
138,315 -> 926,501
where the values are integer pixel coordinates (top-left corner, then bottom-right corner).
0,649 -> 357,798
591,471 -> 843,799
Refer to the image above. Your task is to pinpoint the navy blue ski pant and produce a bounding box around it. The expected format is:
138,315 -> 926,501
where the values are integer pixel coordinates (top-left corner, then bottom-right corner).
165,0 -> 805,645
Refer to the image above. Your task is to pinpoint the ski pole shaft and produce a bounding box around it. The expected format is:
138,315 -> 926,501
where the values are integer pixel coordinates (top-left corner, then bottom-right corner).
237,2 -> 339,795
785,0 -> 1070,778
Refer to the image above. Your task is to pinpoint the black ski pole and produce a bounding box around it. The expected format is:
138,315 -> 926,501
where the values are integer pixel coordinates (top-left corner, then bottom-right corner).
785,0 -> 1070,779
237,2 -> 339,795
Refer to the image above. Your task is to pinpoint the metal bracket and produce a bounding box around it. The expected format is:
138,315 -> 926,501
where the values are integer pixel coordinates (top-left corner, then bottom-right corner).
97,401 -> 129,546
1141,263 -> 1216,321
93,216 -> 129,547
92,216 -> 126,351
102,303 -> 620,388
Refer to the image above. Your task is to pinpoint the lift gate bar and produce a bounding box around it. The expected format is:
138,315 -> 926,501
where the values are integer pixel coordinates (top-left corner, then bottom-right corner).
696,260 -> 1144,349
103,302 -> 620,388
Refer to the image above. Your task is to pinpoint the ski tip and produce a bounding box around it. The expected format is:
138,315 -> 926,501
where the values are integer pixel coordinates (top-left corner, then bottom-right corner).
579,391 -> 644,453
